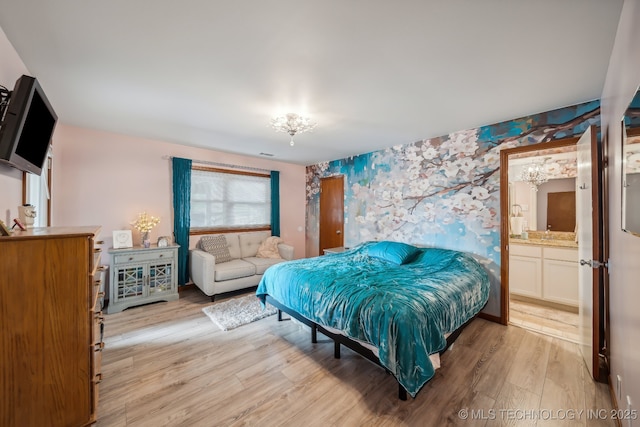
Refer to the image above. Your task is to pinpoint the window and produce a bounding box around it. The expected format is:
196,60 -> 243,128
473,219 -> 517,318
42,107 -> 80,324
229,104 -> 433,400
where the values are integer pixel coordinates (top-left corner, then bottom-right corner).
190,167 -> 271,233
22,154 -> 52,227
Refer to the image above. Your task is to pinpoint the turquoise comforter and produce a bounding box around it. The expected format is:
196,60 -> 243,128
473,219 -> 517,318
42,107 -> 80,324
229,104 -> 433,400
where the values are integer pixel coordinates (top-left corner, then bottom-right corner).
256,242 -> 490,397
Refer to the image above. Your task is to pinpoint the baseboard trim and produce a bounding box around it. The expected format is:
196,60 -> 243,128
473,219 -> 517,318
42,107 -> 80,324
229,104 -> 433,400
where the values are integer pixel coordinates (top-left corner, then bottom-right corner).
479,312 -> 502,324
608,375 -> 622,427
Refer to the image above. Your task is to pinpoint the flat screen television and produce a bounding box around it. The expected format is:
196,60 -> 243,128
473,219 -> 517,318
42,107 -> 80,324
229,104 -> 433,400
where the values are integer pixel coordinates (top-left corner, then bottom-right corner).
0,75 -> 57,176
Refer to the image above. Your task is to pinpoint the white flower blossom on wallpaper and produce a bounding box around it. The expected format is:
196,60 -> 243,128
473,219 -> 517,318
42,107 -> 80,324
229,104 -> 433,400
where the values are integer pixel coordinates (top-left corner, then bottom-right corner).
306,101 -> 601,317
347,130 -> 503,259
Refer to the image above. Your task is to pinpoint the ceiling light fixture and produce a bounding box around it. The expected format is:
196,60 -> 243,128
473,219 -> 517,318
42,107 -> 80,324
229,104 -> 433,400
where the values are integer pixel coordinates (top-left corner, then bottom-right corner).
270,113 -> 317,146
520,161 -> 548,191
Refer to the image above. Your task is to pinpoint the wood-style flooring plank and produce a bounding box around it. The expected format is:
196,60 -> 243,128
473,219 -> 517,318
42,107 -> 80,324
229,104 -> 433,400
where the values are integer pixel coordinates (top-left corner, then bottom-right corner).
96,288 -> 615,426
467,321 -> 526,400
505,331 -> 552,396
485,381 -> 541,427
539,338 -> 586,426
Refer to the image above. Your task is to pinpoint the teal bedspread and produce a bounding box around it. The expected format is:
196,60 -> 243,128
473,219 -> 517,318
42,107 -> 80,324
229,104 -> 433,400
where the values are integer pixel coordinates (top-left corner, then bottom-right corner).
256,242 -> 490,397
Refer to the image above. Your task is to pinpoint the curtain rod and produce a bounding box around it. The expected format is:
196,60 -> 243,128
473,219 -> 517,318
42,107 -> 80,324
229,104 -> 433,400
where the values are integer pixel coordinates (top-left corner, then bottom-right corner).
163,156 -> 275,174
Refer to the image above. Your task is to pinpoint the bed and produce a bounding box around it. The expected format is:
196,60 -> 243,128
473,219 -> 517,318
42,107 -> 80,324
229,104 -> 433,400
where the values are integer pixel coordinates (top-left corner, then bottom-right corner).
256,241 -> 490,399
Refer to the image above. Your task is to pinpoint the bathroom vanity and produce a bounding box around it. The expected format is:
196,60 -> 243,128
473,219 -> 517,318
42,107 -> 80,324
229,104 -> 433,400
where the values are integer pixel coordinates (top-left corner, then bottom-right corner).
509,232 -> 578,307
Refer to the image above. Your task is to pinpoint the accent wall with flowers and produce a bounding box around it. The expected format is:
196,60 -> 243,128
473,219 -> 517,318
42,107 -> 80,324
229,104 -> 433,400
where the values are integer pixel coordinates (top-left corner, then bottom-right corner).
305,100 -> 601,318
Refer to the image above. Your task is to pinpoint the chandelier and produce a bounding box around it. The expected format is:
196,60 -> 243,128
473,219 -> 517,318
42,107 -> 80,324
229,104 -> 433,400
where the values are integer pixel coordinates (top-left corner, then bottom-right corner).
270,113 -> 317,146
520,162 -> 548,191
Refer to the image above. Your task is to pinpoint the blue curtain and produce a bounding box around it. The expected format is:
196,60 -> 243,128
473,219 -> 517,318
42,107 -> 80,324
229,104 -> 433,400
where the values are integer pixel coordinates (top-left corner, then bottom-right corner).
172,157 -> 192,285
270,171 -> 280,236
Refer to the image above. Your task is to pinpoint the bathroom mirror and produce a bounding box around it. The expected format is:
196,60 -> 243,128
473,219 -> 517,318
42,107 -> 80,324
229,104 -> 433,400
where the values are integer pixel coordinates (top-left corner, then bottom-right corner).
622,89 -> 640,236
508,147 -> 577,232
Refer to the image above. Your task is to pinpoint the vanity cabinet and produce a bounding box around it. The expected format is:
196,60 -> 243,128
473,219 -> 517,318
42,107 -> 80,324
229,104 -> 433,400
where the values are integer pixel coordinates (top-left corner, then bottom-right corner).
108,244 -> 179,314
509,243 -> 578,306
509,245 -> 542,299
541,247 -> 579,305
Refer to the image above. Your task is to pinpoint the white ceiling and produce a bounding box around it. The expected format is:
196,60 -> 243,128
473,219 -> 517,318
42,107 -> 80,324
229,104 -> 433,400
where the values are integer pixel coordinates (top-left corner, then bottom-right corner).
0,0 -> 624,166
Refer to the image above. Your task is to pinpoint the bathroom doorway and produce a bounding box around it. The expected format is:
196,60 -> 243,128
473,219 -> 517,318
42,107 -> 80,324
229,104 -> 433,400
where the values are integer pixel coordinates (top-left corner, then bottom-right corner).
501,137 -> 580,343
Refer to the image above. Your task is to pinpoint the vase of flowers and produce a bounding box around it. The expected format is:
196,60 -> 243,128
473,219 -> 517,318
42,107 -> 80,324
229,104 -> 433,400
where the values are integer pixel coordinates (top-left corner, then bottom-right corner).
131,212 -> 160,248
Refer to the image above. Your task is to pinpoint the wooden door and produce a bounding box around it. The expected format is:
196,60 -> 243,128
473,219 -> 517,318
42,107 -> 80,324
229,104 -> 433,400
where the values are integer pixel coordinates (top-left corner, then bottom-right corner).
319,176 -> 344,254
547,191 -> 576,231
576,125 -> 605,382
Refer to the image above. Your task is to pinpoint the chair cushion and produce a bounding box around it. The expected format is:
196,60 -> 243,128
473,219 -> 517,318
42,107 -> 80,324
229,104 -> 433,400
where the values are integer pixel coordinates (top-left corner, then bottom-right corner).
256,236 -> 283,259
243,257 -> 285,275
214,259 -> 256,281
198,235 -> 232,263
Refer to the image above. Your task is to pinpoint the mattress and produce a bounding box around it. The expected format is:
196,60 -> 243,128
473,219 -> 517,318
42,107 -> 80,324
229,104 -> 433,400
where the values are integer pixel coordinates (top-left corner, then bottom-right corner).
320,323 -> 446,370
257,241 -> 490,397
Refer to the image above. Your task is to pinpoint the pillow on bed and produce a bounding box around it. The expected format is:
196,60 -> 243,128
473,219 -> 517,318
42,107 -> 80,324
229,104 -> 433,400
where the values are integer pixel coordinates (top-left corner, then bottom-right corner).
198,235 -> 232,263
367,241 -> 420,265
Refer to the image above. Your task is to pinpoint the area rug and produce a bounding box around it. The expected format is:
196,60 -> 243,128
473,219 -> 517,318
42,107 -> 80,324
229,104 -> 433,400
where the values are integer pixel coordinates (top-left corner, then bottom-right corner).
202,294 -> 277,331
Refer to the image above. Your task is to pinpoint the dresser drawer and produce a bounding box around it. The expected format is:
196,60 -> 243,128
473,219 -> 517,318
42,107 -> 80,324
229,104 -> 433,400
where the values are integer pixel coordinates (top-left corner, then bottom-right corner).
93,342 -> 103,376
93,311 -> 104,345
92,266 -> 108,311
114,249 -> 175,264
92,350 -> 103,415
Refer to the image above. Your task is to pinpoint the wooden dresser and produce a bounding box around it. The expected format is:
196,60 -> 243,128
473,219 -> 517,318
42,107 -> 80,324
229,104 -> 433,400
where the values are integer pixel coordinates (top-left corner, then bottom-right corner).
0,226 -> 104,426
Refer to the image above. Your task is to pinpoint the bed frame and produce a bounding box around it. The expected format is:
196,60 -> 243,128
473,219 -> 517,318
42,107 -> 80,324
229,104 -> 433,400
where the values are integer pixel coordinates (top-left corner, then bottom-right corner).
265,294 -> 474,401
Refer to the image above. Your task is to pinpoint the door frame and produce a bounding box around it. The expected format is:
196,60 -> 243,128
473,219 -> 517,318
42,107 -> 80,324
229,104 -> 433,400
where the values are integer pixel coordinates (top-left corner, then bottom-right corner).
319,175 -> 345,254
499,136 -> 579,325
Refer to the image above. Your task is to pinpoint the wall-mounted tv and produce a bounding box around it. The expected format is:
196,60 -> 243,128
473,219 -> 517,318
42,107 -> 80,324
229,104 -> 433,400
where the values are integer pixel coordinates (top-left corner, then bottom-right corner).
0,75 -> 57,176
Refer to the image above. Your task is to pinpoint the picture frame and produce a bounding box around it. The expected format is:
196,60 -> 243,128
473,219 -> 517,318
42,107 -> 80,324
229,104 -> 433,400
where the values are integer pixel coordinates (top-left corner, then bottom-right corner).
0,220 -> 11,236
157,236 -> 170,247
112,230 -> 133,249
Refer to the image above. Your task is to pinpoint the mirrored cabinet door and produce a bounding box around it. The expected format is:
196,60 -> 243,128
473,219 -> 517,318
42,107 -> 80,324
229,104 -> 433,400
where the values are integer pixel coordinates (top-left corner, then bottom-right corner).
622,89 -> 640,236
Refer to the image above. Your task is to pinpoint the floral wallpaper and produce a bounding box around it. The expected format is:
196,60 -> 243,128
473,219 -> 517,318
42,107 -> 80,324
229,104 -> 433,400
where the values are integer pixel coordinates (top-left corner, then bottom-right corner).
306,100 -> 602,317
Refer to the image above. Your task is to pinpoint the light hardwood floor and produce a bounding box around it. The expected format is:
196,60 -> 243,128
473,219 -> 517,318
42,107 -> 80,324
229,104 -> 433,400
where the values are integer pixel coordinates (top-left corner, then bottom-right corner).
97,288 -> 614,426
509,298 -> 579,344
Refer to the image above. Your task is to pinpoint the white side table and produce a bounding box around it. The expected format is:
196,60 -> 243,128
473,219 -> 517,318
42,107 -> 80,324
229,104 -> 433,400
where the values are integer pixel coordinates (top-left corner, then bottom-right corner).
108,244 -> 179,313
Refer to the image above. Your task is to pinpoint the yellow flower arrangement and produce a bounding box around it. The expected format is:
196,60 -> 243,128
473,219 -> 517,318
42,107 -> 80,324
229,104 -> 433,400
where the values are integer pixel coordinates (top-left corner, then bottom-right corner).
131,212 -> 160,233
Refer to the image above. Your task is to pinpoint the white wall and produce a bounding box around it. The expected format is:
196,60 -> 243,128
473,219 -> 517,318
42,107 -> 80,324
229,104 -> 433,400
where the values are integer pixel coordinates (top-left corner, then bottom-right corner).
0,26 -> 30,225
600,0 -> 640,413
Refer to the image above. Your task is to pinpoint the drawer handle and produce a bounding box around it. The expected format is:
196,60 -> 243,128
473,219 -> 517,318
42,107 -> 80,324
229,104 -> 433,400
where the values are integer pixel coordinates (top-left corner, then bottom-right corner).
94,280 -> 101,286
94,248 -> 102,254
94,342 -> 105,351
95,314 -> 104,322
98,266 -> 108,271
128,257 -> 134,261
159,254 -> 163,258
93,373 -> 102,384
95,240 -> 104,245
97,292 -> 105,298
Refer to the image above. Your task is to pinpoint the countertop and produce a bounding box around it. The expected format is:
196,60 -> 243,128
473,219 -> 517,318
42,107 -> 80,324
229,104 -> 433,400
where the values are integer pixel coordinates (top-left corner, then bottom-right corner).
509,231 -> 578,249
